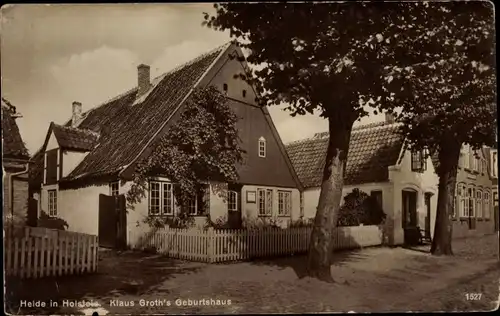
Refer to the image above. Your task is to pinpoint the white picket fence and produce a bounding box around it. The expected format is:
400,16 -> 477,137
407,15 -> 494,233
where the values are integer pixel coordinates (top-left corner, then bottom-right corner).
4,226 -> 99,279
131,225 -> 383,263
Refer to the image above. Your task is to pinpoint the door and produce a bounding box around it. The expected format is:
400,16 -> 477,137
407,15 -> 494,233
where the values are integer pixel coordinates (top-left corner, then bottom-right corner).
402,190 -> 419,245
227,184 -> 243,228
424,193 -> 432,239
98,194 -> 127,249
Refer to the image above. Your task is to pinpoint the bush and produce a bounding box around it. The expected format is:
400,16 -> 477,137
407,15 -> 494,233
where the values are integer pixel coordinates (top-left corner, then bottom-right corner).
37,210 -> 69,230
337,188 -> 386,227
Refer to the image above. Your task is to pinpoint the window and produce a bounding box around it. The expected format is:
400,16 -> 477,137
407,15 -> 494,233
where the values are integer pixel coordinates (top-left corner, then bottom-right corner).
149,182 -> 161,215
476,191 -> 483,218
484,192 -> 491,219
258,137 -> 266,158
223,83 -> 228,93
242,89 -> 247,98
163,183 -> 174,215
48,190 -> 57,217
228,190 -> 238,212
370,190 -> 383,209
187,198 -> 197,216
463,150 -> 470,169
45,149 -> 59,185
148,181 -> 176,216
278,191 -> 292,216
457,184 -> 466,217
411,150 -> 426,172
458,153 -> 464,168
109,181 -> 119,196
258,188 -> 272,216
466,187 -> 475,217
469,151 -> 475,171
452,194 -> 457,218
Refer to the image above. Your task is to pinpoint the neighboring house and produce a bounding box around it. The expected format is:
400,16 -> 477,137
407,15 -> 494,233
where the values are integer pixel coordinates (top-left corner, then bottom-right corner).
286,114 -> 439,246
29,42 -> 302,248
2,97 -> 30,226
441,144 -> 497,238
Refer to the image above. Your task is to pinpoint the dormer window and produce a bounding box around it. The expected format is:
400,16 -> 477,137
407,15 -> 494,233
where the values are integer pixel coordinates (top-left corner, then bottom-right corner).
223,83 -> 228,94
411,150 -> 427,172
242,89 -> 247,98
258,137 -> 266,158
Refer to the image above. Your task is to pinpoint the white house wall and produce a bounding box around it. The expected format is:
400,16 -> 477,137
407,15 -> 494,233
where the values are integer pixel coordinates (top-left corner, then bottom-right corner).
389,149 -> 439,245
46,132 -> 58,151
61,151 -> 88,178
240,185 -> 301,228
59,185 -> 107,235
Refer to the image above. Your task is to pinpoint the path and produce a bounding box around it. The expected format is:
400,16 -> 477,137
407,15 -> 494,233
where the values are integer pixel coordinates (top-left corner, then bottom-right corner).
6,234 -> 499,314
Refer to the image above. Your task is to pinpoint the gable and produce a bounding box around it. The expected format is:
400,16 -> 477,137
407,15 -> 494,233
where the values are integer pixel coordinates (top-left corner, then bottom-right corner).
200,47 -> 300,188
47,131 -> 59,151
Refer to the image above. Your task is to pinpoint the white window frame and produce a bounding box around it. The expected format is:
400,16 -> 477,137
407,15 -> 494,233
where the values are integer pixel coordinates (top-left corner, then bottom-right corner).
484,192 -> 491,219
228,190 -> 238,212
258,137 -> 266,158
258,188 -> 272,216
187,197 -> 198,216
109,181 -> 120,196
458,184 -> 466,217
467,187 -> 475,217
278,191 -> 292,216
149,181 -> 161,215
476,190 -> 483,218
48,189 -> 57,217
163,183 -> 175,216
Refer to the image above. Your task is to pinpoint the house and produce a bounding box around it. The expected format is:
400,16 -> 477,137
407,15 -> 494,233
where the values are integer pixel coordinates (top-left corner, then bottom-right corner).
286,114 -> 439,246
29,42 -> 303,248
2,98 -> 31,227
440,144 -> 497,237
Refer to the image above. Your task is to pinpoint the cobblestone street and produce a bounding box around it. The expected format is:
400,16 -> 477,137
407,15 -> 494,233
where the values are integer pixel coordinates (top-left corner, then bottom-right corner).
6,234 -> 499,314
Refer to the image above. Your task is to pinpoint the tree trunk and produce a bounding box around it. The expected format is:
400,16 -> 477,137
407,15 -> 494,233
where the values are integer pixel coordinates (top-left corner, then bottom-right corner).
306,116 -> 352,282
430,141 -> 461,256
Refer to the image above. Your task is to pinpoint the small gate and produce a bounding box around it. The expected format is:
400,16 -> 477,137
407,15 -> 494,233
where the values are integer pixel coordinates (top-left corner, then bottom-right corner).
98,194 -> 127,249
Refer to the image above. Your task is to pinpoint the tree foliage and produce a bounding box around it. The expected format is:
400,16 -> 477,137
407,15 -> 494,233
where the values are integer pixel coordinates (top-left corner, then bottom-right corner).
371,2 -> 496,255
125,86 -> 245,226
203,2 -> 406,281
337,189 -> 386,227
376,1 -> 496,156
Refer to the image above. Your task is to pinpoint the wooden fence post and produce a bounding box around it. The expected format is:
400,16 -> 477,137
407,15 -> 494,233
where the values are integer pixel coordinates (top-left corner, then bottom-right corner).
207,227 -> 215,263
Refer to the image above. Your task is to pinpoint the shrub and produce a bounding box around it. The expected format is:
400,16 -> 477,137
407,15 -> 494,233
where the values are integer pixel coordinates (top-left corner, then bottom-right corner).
37,210 -> 69,230
337,188 -> 386,227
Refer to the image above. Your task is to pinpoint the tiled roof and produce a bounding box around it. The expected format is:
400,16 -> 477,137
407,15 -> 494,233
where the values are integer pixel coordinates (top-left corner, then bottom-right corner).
286,122 -> 404,188
52,124 -> 99,151
29,42 -> 228,184
1,98 -> 30,160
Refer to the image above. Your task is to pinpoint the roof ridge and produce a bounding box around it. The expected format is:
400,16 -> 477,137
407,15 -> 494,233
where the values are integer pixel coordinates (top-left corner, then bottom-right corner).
54,123 -> 100,138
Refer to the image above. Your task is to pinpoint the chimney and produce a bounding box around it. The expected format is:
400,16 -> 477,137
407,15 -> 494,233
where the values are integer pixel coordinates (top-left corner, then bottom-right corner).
137,64 -> 151,97
385,112 -> 395,124
72,101 -> 82,127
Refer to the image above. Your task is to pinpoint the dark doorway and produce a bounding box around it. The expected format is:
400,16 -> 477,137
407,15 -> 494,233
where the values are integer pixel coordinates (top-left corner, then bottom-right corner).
424,192 -> 433,241
402,190 -> 419,245
98,194 -> 127,249
227,184 -> 243,229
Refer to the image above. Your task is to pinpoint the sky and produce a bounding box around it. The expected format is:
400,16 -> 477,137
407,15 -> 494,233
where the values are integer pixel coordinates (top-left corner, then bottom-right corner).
1,4 -> 383,155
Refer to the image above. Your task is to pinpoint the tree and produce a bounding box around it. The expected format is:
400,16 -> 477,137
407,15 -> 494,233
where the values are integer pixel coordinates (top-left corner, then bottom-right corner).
376,2 -> 496,255
204,3 -> 404,281
125,86 -> 245,227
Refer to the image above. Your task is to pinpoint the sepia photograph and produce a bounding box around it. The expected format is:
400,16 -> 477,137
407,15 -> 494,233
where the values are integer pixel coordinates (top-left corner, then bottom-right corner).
1,2 -> 498,314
